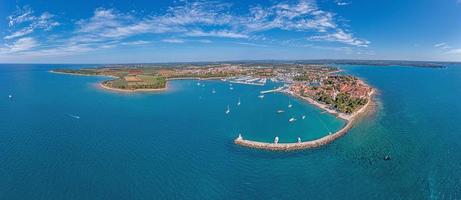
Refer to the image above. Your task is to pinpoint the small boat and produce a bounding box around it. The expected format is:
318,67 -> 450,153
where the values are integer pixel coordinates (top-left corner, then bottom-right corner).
68,114 -> 80,119
237,98 -> 241,106
297,137 -> 302,143
229,87 -> 234,90
225,105 -> 230,114
274,136 -> 279,144
197,82 -> 201,86
277,110 -> 285,114
384,155 -> 392,160
8,94 -> 12,99
302,115 -> 306,120
289,117 -> 296,122
212,89 -> 216,94
288,101 -> 293,108
258,94 -> 265,99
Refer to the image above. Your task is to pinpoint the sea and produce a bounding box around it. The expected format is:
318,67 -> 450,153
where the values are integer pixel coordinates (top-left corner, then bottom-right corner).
0,64 -> 460,199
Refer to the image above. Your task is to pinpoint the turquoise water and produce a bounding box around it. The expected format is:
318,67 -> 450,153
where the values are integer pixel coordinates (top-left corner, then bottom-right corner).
1,64 -> 461,199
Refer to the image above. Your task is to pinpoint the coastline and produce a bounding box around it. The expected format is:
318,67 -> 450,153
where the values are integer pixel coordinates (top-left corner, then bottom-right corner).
49,70 -> 118,78
99,82 -> 167,92
97,76 -> 224,92
234,89 -> 375,151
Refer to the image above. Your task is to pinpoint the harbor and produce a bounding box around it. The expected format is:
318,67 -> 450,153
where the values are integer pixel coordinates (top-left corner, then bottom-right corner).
234,89 -> 374,151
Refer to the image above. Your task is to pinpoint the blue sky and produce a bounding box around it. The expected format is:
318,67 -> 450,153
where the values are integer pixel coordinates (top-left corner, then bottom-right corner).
0,0 -> 460,63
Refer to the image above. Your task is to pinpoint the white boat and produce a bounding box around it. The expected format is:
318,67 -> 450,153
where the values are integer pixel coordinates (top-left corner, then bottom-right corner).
197,82 -> 201,86
237,98 -> 241,106
277,110 -> 285,113
8,94 -> 12,99
289,117 -> 296,122
225,105 -> 230,114
274,136 -> 279,144
258,94 -> 265,99
212,89 -> 216,94
302,115 -> 306,119
68,114 -> 80,119
229,87 -> 234,90
288,101 -> 293,108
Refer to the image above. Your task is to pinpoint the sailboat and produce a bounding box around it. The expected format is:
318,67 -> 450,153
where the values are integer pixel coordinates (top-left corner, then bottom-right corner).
8,94 -> 12,99
277,110 -> 285,114
258,94 -> 265,99
288,100 -> 293,108
237,98 -> 241,106
212,89 -> 216,94
302,115 -> 306,120
289,117 -> 296,122
197,82 -> 201,86
225,105 -> 230,114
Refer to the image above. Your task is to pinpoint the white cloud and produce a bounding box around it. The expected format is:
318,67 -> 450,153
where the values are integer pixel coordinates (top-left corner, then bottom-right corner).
309,29 -> 370,47
185,30 -> 249,38
241,0 -> 335,33
0,0 -> 369,58
434,42 -> 450,49
336,1 -> 351,6
121,40 -> 151,45
5,7 -> 59,40
162,39 -> 185,43
0,37 -> 38,53
235,42 -> 269,48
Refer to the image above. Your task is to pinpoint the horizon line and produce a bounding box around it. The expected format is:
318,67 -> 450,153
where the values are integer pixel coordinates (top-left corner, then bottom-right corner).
0,58 -> 460,65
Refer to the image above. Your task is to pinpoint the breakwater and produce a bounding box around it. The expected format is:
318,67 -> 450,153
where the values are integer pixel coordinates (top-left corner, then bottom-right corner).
234,90 -> 374,151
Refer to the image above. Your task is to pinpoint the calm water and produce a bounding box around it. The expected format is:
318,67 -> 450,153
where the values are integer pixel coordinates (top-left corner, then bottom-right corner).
1,64 -> 461,199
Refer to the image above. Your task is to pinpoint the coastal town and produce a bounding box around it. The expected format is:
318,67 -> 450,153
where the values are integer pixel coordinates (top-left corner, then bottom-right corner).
53,63 -> 371,116
53,63 -> 374,151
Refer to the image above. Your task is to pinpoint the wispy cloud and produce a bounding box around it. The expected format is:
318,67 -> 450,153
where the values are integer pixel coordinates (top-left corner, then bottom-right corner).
235,42 -> 269,48
0,0 -> 369,58
434,42 -> 450,49
185,30 -> 249,38
0,37 -> 38,53
162,38 -> 185,43
433,42 -> 461,55
309,29 -> 370,47
5,6 -> 59,40
336,1 -> 351,6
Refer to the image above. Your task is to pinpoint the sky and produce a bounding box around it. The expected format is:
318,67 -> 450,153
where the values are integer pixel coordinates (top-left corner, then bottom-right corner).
0,0 -> 460,63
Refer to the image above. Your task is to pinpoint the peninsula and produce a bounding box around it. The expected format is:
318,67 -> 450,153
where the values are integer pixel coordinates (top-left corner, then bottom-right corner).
52,63 -> 374,150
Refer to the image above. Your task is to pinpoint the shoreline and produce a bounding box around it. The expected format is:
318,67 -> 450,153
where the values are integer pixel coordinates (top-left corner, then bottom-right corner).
49,70 -> 118,78
97,76 -> 225,92
99,82 -> 168,92
52,69 -> 377,151
234,89 -> 375,151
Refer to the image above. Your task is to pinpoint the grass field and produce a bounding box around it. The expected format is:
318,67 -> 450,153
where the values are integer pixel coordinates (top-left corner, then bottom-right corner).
105,75 -> 166,90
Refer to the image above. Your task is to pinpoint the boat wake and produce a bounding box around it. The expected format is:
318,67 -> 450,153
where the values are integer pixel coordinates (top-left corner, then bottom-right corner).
68,114 -> 81,119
